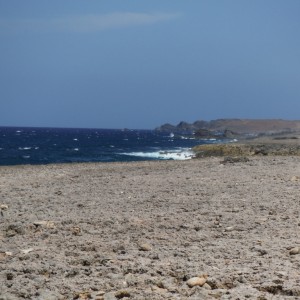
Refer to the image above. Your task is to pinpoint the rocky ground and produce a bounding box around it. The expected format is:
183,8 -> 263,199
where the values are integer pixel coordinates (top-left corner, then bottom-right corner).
1,156 -> 300,299
193,132 -> 300,158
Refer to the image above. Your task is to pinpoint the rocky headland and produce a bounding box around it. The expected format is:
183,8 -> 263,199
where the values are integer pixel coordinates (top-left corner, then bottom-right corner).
156,118 -> 300,158
156,119 -> 300,140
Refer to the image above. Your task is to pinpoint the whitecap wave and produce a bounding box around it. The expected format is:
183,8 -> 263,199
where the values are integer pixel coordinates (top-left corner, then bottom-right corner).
180,136 -> 196,140
121,148 -> 195,160
18,147 -> 31,150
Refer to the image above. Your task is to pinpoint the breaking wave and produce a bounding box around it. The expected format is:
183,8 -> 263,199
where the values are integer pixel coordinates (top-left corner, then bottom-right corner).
121,148 -> 195,160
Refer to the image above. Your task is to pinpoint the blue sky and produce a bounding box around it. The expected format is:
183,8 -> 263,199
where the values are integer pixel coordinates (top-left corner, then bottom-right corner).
1,1 -> 300,129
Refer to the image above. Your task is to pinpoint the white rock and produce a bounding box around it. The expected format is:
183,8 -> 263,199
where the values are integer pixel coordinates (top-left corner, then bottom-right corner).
138,243 -> 151,251
21,248 -> 34,254
187,277 -> 206,287
225,226 -> 234,232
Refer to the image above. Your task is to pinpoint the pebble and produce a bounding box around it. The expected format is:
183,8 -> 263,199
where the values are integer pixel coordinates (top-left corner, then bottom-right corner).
259,217 -> 268,222
289,247 -> 300,255
138,243 -> 151,251
5,223 -> 25,237
103,292 -> 117,300
21,248 -> 34,254
71,226 -> 81,235
115,290 -> 131,298
202,283 -> 212,290
33,220 -> 56,228
94,290 -> 105,300
225,226 -> 234,232
73,291 -> 92,299
33,221 -> 48,226
6,230 -> 16,237
0,204 -> 8,210
291,176 -> 299,182
275,271 -> 287,278
186,277 -> 207,287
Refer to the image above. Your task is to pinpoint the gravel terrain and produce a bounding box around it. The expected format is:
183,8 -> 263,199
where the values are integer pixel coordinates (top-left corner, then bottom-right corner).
1,156 -> 300,299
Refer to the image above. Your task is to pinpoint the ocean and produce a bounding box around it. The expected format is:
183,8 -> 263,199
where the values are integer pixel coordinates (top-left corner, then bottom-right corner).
0,127 -> 222,166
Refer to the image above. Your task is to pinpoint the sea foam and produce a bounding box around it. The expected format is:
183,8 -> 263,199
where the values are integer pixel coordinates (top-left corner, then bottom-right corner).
121,148 -> 195,160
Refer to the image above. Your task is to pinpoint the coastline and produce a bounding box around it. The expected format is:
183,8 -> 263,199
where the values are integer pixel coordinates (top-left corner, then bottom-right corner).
193,131 -> 300,158
1,154 -> 300,299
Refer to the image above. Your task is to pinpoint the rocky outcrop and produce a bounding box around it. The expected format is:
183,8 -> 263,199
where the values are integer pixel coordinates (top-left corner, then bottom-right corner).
194,129 -> 218,139
155,119 -> 300,136
193,143 -> 300,158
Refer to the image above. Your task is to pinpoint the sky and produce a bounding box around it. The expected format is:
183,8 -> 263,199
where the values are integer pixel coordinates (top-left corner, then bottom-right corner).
0,0 -> 300,129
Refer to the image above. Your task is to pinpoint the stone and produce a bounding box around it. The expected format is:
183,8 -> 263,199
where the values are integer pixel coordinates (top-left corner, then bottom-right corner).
73,291 -> 92,299
225,226 -> 234,232
186,277 -> 207,288
0,252 -> 7,260
21,248 -> 34,254
0,251 -> 13,260
115,290 -> 130,299
138,243 -> 151,251
104,292 -> 117,300
161,278 -> 178,292
202,283 -> 212,290
33,221 -> 55,229
289,247 -> 300,255
71,226 -> 81,235
33,221 -> 48,226
0,204 -> 8,210
208,289 -> 227,298
5,230 -> 16,238
291,176 -> 300,182
6,223 -> 25,236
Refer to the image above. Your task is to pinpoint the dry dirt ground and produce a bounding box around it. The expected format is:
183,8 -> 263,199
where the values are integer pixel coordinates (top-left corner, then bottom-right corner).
1,156 -> 300,299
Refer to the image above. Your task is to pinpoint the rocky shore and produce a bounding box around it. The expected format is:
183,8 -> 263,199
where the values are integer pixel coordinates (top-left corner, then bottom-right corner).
1,150 -> 300,299
193,132 -> 300,158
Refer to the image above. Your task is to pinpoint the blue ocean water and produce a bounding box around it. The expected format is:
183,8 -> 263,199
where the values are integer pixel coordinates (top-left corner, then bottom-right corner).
0,127 -> 221,166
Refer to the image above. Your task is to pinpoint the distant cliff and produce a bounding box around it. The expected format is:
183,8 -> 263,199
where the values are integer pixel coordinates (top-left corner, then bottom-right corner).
155,119 -> 300,136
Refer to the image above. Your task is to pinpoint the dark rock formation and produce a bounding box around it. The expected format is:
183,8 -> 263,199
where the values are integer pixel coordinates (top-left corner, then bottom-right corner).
155,119 -> 300,136
194,129 -> 218,139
